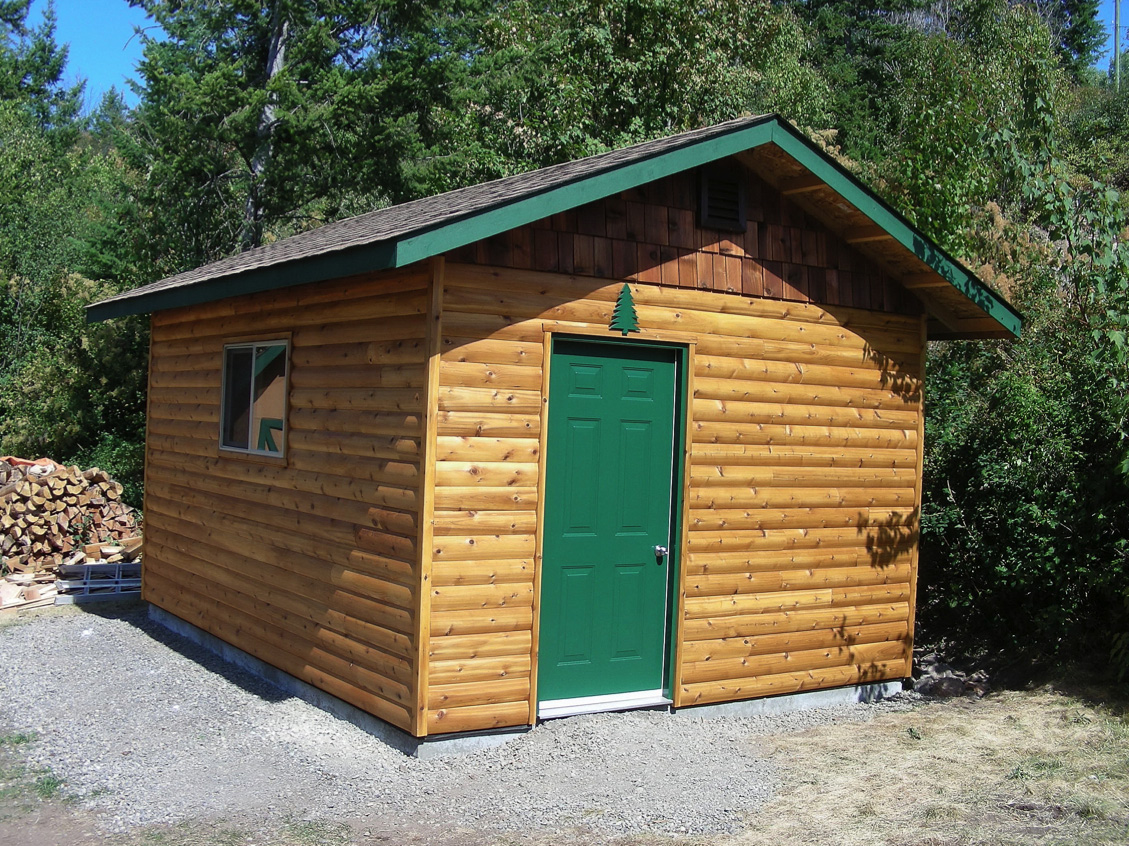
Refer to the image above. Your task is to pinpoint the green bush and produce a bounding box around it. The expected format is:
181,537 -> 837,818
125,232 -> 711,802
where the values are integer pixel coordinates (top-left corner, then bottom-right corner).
920,262 -> 1129,664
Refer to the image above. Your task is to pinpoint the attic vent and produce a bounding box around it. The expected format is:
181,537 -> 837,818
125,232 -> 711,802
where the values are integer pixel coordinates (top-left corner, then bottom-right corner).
699,168 -> 746,232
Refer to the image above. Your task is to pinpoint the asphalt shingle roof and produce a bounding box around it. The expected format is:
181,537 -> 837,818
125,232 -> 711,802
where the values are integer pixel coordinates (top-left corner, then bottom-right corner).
90,116 -> 774,316
86,114 -> 1021,338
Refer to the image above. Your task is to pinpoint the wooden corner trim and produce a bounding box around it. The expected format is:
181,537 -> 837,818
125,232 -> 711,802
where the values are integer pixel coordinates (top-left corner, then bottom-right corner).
413,256 -> 444,737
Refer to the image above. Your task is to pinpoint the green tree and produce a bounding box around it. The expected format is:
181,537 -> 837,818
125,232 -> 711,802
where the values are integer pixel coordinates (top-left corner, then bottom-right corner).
455,0 -> 829,179
0,100 -> 148,503
126,0 -> 485,273
0,9 -> 149,501
915,33 -> 1129,664
788,0 -> 931,159
874,0 -> 1064,253
921,296 -> 1129,659
920,184 -> 1129,660
1061,82 -> 1129,191
1049,0 -> 1106,79
0,0 -> 82,140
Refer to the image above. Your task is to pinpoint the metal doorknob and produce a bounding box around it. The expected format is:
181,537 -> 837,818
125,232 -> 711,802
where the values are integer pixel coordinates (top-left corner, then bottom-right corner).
654,545 -> 669,560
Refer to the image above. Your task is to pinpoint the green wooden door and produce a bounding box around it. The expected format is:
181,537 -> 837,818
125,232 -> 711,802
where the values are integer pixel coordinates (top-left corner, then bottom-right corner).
539,339 -> 679,705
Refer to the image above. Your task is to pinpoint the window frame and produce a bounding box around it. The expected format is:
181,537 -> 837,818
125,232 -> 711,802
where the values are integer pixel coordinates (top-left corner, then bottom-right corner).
218,337 -> 291,460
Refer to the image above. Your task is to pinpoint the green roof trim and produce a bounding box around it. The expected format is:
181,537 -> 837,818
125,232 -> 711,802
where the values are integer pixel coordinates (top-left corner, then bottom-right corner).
87,115 -> 1020,338
391,121 -> 776,267
765,122 -> 1022,338
87,241 -> 397,322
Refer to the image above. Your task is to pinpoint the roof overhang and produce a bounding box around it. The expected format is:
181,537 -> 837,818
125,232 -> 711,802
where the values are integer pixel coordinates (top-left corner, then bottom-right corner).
88,116 -> 1020,339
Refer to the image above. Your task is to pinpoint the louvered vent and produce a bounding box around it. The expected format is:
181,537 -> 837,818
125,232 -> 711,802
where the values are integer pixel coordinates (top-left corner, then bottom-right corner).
699,169 -> 746,232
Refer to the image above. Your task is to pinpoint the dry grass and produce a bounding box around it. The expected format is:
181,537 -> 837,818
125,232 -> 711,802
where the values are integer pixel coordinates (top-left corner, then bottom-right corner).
729,687 -> 1129,846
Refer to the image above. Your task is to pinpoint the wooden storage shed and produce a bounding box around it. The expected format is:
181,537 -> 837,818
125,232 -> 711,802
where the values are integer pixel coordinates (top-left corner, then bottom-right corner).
89,115 -> 1021,741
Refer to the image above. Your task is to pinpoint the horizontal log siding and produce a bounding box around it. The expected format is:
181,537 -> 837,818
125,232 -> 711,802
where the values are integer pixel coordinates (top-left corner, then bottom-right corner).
445,164 -> 923,317
679,269 -> 920,703
144,267 -> 430,734
431,263 -> 921,731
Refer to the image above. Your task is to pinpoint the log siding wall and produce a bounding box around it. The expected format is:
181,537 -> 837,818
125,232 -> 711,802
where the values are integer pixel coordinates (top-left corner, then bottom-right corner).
429,261 -> 921,731
143,266 -> 431,734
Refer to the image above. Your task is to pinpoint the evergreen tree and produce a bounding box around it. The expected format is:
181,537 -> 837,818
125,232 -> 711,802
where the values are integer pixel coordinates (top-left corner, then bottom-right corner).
126,0 -> 485,271
787,0 -> 931,159
1052,0 -> 1106,78
0,0 -> 83,141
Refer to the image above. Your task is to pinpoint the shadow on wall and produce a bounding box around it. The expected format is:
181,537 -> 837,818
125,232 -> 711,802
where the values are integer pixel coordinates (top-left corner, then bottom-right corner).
860,319 -> 921,571
810,302 -> 924,402
858,507 -> 919,571
865,341 -> 923,401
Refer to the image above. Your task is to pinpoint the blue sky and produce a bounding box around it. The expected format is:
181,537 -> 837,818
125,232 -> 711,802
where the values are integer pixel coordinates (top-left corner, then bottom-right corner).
29,0 -> 153,108
24,0 -> 1129,113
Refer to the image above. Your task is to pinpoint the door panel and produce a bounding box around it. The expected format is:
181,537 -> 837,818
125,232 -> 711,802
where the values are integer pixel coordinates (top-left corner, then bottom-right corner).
562,418 -> 600,535
560,565 -> 596,664
539,340 -> 679,703
616,421 -> 652,533
611,563 -> 648,660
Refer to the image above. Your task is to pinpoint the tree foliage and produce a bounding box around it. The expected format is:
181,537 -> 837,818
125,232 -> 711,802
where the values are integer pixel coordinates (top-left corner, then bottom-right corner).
0,101 -> 147,505
0,0 -> 82,138
921,187 -> 1129,659
455,0 -> 828,178
125,0 -> 485,272
1050,0 -> 1106,79
904,11 -> 1129,663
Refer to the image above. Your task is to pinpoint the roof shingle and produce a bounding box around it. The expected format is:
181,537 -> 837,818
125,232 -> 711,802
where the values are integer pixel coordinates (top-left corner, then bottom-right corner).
91,116 -> 774,314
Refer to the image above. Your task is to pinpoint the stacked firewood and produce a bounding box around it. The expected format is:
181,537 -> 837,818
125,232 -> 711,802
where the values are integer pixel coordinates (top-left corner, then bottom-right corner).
2,536 -> 145,609
0,460 -> 140,576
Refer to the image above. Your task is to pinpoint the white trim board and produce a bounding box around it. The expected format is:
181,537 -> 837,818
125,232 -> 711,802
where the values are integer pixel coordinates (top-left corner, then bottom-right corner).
538,689 -> 672,719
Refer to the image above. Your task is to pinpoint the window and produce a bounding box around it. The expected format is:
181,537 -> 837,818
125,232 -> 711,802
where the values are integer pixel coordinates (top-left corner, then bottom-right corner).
221,340 -> 289,456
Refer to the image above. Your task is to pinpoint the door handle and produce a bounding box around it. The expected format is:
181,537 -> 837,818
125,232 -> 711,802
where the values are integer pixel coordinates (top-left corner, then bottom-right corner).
654,545 -> 669,562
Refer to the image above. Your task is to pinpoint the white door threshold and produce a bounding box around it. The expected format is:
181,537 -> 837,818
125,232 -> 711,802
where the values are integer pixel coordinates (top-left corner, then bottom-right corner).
538,689 -> 672,719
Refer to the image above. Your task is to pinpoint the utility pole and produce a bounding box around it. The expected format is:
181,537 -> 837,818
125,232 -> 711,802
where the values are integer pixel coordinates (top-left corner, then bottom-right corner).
1118,0 -> 1122,93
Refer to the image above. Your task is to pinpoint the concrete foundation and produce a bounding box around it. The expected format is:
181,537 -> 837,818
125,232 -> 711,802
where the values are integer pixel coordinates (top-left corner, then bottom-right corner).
149,603 -> 904,756
673,679 -> 904,719
147,604 -> 528,759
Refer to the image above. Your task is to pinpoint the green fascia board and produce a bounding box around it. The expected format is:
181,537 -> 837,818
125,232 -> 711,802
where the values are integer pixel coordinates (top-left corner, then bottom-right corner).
766,122 -> 1022,338
88,115 -> 1020,338
390,121 -> 778,266
86,241 -> 397,322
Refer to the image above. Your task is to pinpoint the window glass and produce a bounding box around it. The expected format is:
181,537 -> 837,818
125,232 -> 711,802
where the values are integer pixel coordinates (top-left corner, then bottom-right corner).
222,341 -> 287,455
222,346 -> 253,450
251,345 -> 287,453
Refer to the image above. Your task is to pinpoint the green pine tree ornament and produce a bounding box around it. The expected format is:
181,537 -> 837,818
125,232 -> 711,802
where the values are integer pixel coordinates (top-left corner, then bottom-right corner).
610,283 -> 639,335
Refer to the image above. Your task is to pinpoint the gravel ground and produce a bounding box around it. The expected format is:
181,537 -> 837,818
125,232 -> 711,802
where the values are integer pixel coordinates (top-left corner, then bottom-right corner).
0,605 -> 917,838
